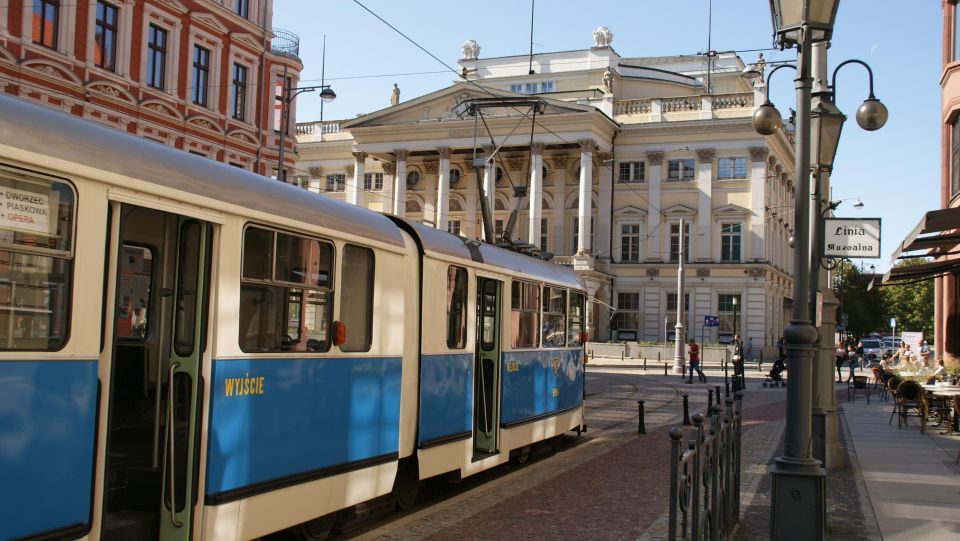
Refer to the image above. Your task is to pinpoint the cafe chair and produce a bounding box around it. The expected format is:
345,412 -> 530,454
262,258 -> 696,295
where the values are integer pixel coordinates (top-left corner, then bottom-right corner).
871,367 -> 885,396
887,375 -> 903,424
847,375 -> 870,404
895,380 -> 925,432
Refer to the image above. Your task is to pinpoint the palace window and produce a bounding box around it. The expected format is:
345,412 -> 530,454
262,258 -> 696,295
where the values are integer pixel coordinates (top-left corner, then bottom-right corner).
94,1 -> 118,71
718,293 -> 741,337
614,292 -> 640,336
192,45 -> 210,106
721,223 -> 742,262
231,63 -> 248,121
33,0 -> 59,49
717,157 -> 747,179
669,222 -> 690,262
236,0 -> 250,19
406,170 -> 420,188
146,25 -> 168,89
447,220 -> 462,236
363,172 -> 383,191
540,218 -> 548,253
620,224 -> 641,262
325,174 -> 345,192
618,162 -> 645,183
667,159 -> 695,181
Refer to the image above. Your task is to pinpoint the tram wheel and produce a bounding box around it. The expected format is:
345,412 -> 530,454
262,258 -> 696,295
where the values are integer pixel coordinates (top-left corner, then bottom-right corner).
511,445 -> 531,465
391,457 -> 420,511
295,512 -> 337,541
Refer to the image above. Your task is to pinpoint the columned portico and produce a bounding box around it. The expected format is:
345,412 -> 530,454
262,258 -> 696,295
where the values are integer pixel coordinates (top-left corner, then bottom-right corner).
393,149 -> 408,217
528,143 -> 544,246
436,147 -> 451,231
578,140 -> 594,254
349,151 -> 366,207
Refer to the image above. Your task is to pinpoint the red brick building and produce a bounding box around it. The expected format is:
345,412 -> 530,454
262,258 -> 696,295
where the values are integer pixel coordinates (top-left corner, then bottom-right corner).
0,0 -> 303,176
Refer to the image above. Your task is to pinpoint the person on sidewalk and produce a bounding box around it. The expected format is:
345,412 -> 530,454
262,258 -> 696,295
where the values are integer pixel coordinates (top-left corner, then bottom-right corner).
687,338 -> 706,384
836,342 -> 846,383
846,344 -> 857,383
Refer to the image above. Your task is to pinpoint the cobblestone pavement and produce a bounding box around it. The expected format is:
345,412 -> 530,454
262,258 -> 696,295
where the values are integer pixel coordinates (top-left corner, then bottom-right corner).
344,370 -> 793,541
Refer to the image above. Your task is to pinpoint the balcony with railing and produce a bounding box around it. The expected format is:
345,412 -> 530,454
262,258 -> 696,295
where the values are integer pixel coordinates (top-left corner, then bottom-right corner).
271,28 -> 301,61
614,92 -> 755,123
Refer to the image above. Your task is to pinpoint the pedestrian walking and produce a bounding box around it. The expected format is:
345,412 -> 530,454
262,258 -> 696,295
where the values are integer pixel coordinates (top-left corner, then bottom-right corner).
746,337 -> 754,364
687,338 -> 706,383
732,334 -> 744,376
835,342 -> 846,382
846,344 -> 857,382
856,340 -> 865,370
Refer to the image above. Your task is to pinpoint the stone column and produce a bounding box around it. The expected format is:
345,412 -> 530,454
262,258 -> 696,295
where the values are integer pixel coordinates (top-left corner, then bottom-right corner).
382,161 -> 396,215
695,148 -> 714,261
597,151 -> 613,261
393,150 -> 408,217
528,143 -> 544,246
482,144 -> 496,240
551,155 -> 567,255
424,160 -> 438,227
749,147 -> 769,261
577,140 -> 594,254
465,164 -> 478,239
436,147 -> 451,231
646,152 -> 663,261
348,151 -> 366,207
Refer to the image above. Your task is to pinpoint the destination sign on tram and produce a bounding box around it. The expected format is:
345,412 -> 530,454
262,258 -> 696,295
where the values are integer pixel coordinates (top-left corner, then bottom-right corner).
823,218 -> 881,259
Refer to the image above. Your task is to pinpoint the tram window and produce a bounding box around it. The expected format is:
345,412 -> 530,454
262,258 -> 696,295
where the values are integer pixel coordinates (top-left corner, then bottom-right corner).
0,173 -> 75,351
116,244 -> 153,339
339,244 -> 374,352
173,221 -> 201,357
542,286 -> 566,348
446,266 -> 467,349
567,291 -> 586,347
239,225 -> 333,353
511,281 -> 540,349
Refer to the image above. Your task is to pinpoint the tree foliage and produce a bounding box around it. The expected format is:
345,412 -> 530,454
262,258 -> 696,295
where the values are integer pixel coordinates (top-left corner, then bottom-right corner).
832,260 -> 884,337
879,258 -> 935,338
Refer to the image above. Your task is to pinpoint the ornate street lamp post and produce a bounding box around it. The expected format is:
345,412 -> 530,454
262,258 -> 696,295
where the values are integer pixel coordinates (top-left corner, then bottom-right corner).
276,68 -> 336,181
760,1 -> 839,539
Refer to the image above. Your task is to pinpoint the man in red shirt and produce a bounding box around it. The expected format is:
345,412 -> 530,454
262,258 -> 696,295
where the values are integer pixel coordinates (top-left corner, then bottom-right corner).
687,338 -> 706,384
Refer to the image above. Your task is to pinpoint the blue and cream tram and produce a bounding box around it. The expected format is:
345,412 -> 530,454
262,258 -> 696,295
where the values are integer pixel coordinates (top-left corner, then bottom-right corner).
0,93 -> 585,541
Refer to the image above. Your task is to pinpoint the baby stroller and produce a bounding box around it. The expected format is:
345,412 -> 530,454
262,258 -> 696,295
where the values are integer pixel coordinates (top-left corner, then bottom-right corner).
765,355 -> 786,387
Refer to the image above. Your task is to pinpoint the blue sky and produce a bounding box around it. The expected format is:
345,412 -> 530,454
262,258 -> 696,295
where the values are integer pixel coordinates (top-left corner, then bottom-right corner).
273,1 -> 941,271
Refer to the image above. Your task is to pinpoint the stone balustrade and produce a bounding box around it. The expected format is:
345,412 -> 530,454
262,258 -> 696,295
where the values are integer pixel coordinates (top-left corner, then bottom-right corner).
296,121 -> 341,135
614,92 -> 754,121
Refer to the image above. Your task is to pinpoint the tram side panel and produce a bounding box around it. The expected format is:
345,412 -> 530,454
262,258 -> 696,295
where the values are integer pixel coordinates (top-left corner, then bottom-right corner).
0,168 -> 102,540
201,222 -> 418,539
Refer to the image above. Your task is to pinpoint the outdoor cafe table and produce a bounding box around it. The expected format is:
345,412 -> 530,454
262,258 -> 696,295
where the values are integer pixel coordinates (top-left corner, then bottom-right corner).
921,384 -> 960,434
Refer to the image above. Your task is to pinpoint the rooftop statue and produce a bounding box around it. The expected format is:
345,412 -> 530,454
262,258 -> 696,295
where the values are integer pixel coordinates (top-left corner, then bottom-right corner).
460,40 -> 481,60
593,26 -> 613,48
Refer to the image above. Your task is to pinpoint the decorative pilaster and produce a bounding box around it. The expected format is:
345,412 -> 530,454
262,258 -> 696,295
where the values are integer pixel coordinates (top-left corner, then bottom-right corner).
393,150 -> 408,217
646,151 -> 663,261
528,143 -> 544,247
348,151 -> 367,207
436,147 -> 451,231
695,148 -> 714,261
577,140 -> 594,254
749,147 -> 770,261
596,151 -> 613,261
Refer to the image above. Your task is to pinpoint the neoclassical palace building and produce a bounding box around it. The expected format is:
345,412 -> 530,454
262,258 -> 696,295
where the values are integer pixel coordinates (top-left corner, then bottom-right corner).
296,29 -> 796,347
0,0 -> 302,175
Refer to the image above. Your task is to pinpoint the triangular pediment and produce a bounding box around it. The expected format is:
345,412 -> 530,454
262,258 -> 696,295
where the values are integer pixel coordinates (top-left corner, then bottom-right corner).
662,204 -> 697,217
232,33 -> 262,50
713,203 -> 750,219
193,12 -> 229,34
342,82 -> 596,129
614,205 -> 648,218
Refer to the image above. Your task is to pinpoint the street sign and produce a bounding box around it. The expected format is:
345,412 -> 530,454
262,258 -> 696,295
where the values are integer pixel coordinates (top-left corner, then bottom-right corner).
889,317 -> 896,328
823,218 -> 881,259
704,315 -> 720,327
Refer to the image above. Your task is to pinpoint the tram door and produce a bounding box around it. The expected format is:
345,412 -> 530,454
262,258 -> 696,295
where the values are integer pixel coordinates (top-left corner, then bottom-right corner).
474,277 -> 502,455
102,205 -> 210,541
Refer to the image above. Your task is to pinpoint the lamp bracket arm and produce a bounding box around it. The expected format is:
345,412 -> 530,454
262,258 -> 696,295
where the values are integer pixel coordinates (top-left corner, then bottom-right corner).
762,63 -> 798,104
830,59 -> 876,103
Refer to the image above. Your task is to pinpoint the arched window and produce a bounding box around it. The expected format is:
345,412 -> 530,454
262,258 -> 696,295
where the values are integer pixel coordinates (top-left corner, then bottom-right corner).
495,198 -> 507,211
495,166 -> 505,186
450,168 -> 461,187
406,170 -> 420,188
406,199 -> 422,213
449,198 -> 463,212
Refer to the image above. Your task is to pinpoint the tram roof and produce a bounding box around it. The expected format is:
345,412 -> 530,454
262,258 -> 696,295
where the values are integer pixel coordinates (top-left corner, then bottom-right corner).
398,219 -> 583,290
0,94 -> 404,248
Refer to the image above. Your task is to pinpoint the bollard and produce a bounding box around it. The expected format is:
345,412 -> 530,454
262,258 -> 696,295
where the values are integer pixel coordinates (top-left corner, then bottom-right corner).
715,385 -> 722,407
637,400 -> 646,434
708,388 -> 714,409
682,393 -> 691,425
725,381 -> 730,398
664,363 -> 668,376
644,357 -> 647,371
